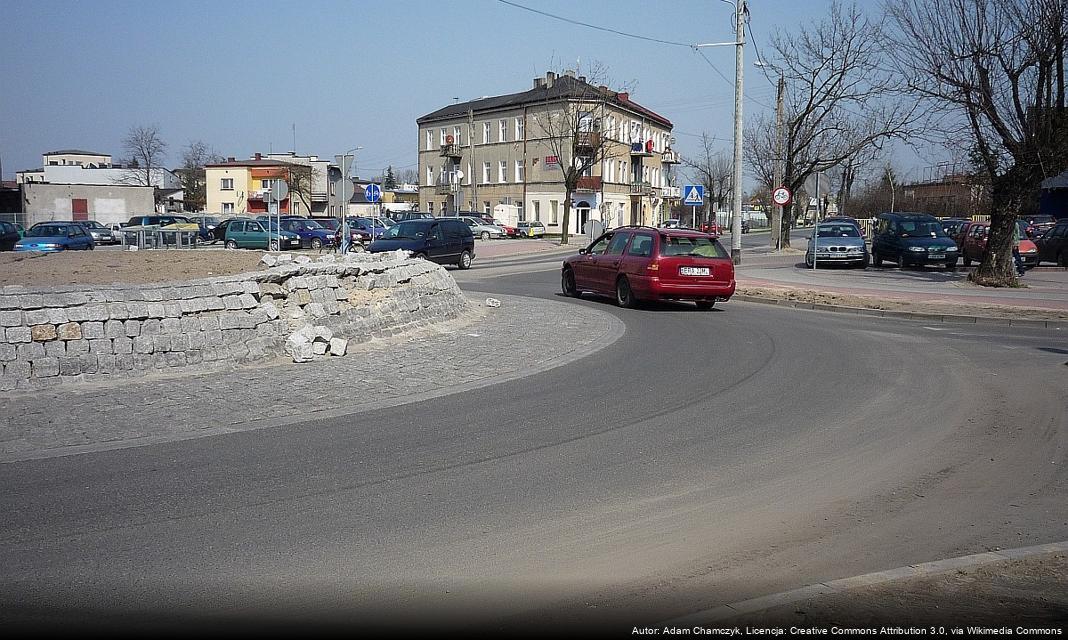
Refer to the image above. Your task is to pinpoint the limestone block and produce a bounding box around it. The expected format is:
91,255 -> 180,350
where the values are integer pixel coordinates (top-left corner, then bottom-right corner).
81,321 -> 104,339
150,335 -> 171,352
108,302 -> 130,320
5,360 -> 31,379
141,319 -> 162,336
146,302 -> 166,319
305,302 -> 327,318
238,293 -> 258,309
205,329 -> 223,345
31,325 -> 58,342
0,296 -> 20,311
81,304 -> 108,322
104,319 -> 125,339
261,253 -> 279,267
133,335 -> 154,354
24,309 -> 51,326
259,283 -> 287,299
162,318 -> 182,334
328,337 -> 348,356
323,300 -> 341,315
0,310 -> 22,327
179,299 -> 197,314
286,305 -> 306,320
112,336 -> 133,355
163,302 -> 182,318
223,296 -> 243,310
164,352 -> 186,367
312,341 -> 328,355
66,305 -> 90,322
261,301 -> 280,320
0,343 -> 14,361
18,294 -> 44,309
88,339 -> 112,355
66,339 -> 89,354
185,350 -> 203,365
58,356 -> 83,377
124,320 -> 141,337
141,289 -> 164,302
171,334 -> 190,352
291,342 -> 315,363
203,297 -> 226,312
57,322 -> 82,341
32,357 -> 60,378
294,255 -> 312,265
125,302 -> 149,319
218,312 -> 245,330
44,341 -> 66,357
97,354 -> 117,374
292,289 -> 313,306
6,326 -> 32,343
122,289 -> 146,302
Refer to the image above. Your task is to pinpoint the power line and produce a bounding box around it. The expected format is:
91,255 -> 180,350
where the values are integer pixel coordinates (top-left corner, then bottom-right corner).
496,0 -> 695,48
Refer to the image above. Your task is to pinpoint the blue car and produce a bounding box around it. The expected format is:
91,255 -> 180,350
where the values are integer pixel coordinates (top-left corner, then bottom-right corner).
277,217 -> 335,250
15,222 -> 95,252
348,216 -> 389,240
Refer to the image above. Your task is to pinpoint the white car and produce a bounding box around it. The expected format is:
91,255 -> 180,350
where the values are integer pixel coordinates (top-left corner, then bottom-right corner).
459,216 -> 506,240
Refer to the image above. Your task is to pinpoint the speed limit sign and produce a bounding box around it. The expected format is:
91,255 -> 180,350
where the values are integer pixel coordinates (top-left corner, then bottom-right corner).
772,186 -> 792,206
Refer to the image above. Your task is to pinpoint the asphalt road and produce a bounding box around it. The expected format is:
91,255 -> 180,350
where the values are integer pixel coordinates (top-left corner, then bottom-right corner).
2,255 -> 1066,634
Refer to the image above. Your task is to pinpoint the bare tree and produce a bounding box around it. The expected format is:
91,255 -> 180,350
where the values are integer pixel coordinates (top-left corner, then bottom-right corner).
283,163 -> 321,215
177,141 -> 222,212
888,0 -> 1067,286
744,2 -> 919,249
684,134 -> 733,227
530,65 -> 630,244
121,125 -> 168,189
397,168 -> 418,185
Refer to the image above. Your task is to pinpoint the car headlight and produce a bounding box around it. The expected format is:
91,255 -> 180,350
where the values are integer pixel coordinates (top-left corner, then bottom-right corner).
909,246 -> 926,252
945,246 -> 957,251
1024,247 -> 1037,253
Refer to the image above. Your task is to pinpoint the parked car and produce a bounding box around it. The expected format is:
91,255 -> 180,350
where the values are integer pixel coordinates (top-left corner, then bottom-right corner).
0,221 -> 21,251
561,226 -> 735,310
822,215 -> 864,237
959,220 -> 1038,268
493,219 -> 520,237
659,219 -> 683,229
456,216 -> 505,240
347,216 -> 389,239
939,217 -> 971,240
14,222 -> 95,252
1023,214 -> 1057,239
741,219 -> 751,234
698,220 -> 721,235
391,211 -> 435,223
277,216 -> 334,250
188,215 -> 222,242
517,220 -> 546,238
75,220 -> 117,245
123,214 -> 193,228
870,212 -> 958,270
367,218 -> 474,269
220,218 -> 301,251
805,222 -> 869,268
1034,218 -> 1068,266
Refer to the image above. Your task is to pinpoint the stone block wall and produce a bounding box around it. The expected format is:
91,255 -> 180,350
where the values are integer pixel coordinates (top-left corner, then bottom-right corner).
0,251 -> 467,392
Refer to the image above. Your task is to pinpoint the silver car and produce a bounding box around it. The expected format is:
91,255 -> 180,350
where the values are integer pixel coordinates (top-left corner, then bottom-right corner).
806,222 -> 869,268
459,216 -> 506,240
79,220 -> 117,245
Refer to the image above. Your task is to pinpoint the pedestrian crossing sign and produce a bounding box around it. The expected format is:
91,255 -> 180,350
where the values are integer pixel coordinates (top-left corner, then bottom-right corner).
683,185 -> 704,206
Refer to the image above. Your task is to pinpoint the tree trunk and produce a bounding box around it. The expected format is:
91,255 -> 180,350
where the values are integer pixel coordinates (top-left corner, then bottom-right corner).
561,189 -> 572,245
779,201 -> 795,249
969,173 -> 1023,287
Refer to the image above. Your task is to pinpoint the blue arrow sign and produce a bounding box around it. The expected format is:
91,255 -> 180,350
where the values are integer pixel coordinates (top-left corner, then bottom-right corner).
683,185 -> 704,206
364,184 -> 381,203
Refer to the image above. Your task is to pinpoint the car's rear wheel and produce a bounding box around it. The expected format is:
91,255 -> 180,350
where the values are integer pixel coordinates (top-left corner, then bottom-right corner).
561,268 -> 578,297
615,276 -> 636,308
695,300 -> 715,310
457,250 -> 472,270
225,239 -> 238,250
481,231 -> 490,241
311,238 -> 322,250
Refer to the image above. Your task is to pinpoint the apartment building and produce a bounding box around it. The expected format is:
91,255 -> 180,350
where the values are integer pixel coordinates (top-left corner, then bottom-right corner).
416,71 -> 681,234
205,153 -> 341,216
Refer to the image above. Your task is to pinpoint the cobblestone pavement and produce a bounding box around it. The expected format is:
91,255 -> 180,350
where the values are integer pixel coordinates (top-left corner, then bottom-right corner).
0,294 -> 623,463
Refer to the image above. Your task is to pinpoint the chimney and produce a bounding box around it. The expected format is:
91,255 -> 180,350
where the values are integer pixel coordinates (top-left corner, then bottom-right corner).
545,71 -> 556,88
563,70 -> 575,78
617,92 -> 629,102
599,85 -> 609,92
254,152 -> 262,160
534,77 -> 545,89
578,76 -> 586,83
227,156 -> 236,162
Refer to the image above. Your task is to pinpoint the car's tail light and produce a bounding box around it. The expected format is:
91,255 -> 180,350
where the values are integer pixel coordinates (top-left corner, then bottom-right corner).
646,261 -> 660,272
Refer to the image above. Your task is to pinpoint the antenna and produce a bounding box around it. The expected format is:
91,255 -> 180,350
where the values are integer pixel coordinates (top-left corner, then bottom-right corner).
292,124 -> 296,153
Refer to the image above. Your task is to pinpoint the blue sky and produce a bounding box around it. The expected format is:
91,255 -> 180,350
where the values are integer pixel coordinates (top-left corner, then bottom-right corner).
1,0 -> 931,185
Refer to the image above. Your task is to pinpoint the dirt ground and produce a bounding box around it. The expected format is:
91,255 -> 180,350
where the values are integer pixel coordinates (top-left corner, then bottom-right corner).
738,285 -> 1068,321
725,553 -> 1068,626
0,250 -> 266,288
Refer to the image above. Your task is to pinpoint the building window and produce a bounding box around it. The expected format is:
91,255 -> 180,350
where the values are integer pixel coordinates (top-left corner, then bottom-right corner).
515,117 -> 524,140
454,126 -> 463,146
221,178 -> 234,191
515,160 -> 524,183
576,156 -> 592,177
516,201 -> 524,221
440,128 -> 447,145
498,161 -> 506,183
222,202 -> 234,213
261,179 -> 274,191
428,201 -> 435,214
483,122 -> 491,144
533,200 -> 541,221
426,165 -> 433,186
426,130 -> 433,150
484,201 -> 491,214
482,162 -> 491,184
499,119 -> 507,142
550,200 -> 559,224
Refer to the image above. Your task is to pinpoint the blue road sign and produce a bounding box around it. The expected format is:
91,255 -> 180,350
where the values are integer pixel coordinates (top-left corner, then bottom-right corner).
683,185 -> 704,206
364,184 -> 381,203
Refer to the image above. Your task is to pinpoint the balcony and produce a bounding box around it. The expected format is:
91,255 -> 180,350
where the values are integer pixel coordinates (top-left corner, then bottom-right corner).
435,183 -> 457,195
574,131 -> 601,151
247,190 -> 269,201
662,149 -> 681,164
575,176 -> 602,192
629,142 -> 653,157
661,185 -> 681,199
439,143 -> 463,159
629,181 -> 654,196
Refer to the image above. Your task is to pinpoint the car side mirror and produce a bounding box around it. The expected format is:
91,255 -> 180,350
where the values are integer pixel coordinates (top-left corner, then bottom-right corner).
578,248 -> 588,255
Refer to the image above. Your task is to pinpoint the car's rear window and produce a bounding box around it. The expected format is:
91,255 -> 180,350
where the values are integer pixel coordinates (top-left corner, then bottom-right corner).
659,235 -> 728,258
817,224 -> 860,237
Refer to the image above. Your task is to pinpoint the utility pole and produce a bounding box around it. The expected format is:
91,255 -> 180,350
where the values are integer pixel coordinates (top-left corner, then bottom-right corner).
772,71 -> 784,250
469,109 -> 477,212
730,0 -> 746,265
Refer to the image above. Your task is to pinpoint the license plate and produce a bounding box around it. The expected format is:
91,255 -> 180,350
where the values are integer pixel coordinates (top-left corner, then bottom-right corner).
928,254 -> 945,260
679,266 -> 710,276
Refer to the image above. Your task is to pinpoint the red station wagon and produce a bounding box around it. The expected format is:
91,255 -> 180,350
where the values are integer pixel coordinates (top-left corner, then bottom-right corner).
561,226 -> 736,310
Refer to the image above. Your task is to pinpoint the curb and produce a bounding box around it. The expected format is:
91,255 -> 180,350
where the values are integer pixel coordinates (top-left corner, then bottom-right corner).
663,540 -> 1068,625
732,293 -> 1068,330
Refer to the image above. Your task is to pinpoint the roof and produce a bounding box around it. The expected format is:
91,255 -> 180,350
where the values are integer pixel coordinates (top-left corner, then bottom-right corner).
417,74 -> 672,129
43,149 -> 110,157
205,159 -> 293,168
1041,170 -> 1068,190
